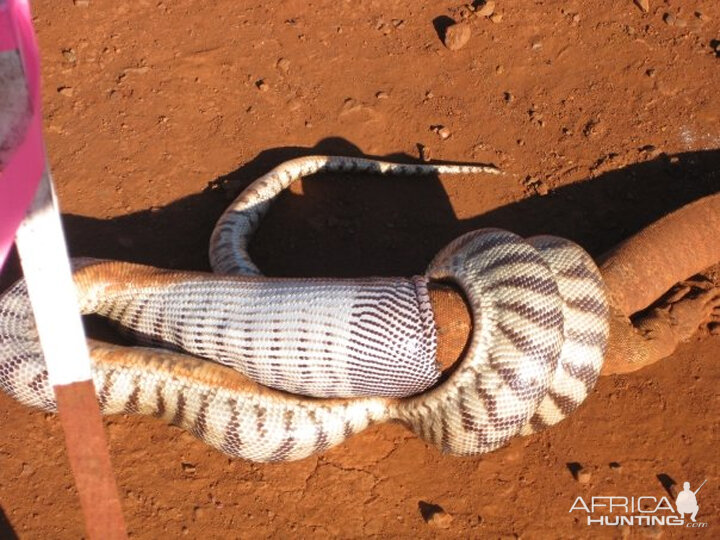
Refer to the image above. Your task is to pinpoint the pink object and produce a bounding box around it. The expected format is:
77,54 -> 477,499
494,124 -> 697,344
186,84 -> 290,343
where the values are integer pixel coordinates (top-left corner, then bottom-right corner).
0,0 -> 45,268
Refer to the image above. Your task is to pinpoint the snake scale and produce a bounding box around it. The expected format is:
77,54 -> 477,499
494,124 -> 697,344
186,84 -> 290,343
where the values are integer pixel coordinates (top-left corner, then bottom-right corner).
0,156 -> 610,461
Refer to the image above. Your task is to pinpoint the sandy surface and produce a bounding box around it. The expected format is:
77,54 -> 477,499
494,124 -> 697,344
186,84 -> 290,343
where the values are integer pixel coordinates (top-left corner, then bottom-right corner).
1,0 -> 719,538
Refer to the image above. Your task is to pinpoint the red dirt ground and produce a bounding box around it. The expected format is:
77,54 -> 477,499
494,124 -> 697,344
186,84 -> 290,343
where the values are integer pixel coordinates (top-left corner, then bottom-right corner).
1,0 -> 719,538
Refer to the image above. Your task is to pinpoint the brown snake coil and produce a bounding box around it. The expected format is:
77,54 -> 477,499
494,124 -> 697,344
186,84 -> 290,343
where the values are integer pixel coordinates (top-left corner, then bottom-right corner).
0,156 -> 610,461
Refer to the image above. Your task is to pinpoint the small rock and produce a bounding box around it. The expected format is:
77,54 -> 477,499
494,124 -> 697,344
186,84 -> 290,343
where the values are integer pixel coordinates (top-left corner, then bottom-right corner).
256,79 -> 269,92
342,97 -> 357,110
645,68 -> 656,77
695,11 -> 710,22
20,462 -> 34,477
192,506 -> 204,520
62,49 -> 77,63
181,462 -> 197,475
443,22 -> 471,51
428,511 -> 453,529
437,126 -> 452,139
375,91 -> 389,100
73,0 -> 89,6
420,503 -> 453,529
495,64 -> 504,74
638,144 -> 657,156
489,13 -> 503,24
525,178 -> 549,196
475,1 -> 495,18
663,13 -> 676,25
578,470 -> 592,484
503,91 -> 514,103
634,0 -> 649,14
609,461 -> 623,471
418,144 -> 432,162
57,86 -> 74,97
276,58 -> 290,73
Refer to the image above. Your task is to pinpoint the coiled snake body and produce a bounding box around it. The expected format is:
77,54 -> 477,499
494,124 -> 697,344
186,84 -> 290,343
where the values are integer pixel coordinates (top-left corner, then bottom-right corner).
0,156 -> 609,461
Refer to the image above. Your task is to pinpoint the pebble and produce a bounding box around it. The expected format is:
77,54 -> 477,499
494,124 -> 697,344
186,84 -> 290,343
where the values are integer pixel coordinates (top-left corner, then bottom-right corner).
489,13 -> 503,24
424,508 -> 453,529
20,462 -> 34,477
503,91 -> 514,103
62,49 -> 77,63
634,0 -> 649,14
276,58 -> 290,73
475,1 -> 495,18
433,126 -> 451,139
375,91 -> 389,100
73,0 -> 89,6
609,461 -> 623,471
418,144 -> 432,162
663,13 -> 676,25
57,86 -> 74,97
443,22 -> 471,51
525,178 -> 548,196
256,79 -> 269,92
638,144 -> 657,156
577,470 -> 592,484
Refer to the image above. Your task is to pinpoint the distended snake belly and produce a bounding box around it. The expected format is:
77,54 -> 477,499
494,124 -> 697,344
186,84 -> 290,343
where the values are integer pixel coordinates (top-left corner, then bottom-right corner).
0,156 -> 610,461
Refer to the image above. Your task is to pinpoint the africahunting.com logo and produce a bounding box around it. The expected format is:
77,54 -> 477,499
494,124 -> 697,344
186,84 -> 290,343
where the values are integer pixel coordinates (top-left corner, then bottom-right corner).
570,480 -> 708,528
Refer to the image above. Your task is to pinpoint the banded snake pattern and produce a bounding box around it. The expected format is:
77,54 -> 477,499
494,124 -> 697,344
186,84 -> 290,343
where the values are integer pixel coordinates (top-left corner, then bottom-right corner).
0,156 -> 610,461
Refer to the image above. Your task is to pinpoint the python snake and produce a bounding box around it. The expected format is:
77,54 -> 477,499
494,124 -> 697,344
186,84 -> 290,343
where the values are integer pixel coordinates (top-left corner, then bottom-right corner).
0,156 -> 609,461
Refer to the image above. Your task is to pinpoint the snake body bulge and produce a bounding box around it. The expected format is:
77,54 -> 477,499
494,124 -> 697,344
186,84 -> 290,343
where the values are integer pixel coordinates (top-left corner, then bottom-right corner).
0,156 -> 610,461
78,264 -> 439,398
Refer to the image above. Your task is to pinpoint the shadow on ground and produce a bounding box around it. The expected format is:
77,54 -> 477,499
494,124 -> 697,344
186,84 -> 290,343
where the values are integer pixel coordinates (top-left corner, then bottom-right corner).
2,140 -> 718,287
0,506 -> 18,540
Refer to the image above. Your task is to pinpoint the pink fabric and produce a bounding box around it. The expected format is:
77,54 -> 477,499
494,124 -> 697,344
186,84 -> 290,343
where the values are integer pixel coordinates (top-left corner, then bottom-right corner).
0,0 -> 45,269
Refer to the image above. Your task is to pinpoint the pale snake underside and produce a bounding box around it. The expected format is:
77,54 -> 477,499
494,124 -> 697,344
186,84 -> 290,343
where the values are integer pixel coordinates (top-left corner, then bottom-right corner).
0,156 -> 609,461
